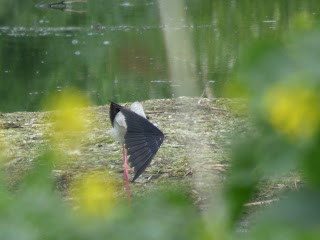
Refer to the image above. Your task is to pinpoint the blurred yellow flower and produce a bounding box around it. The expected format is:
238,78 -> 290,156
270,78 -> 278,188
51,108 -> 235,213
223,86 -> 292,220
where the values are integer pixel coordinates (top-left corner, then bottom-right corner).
71,173 -> 117,217
49,89 -> 90,133
263,84 -> 320,140
45,88 -> 93,150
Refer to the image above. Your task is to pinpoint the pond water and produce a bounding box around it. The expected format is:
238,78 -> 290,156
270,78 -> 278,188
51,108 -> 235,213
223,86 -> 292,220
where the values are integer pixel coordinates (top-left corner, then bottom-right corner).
0,0 -> 318,112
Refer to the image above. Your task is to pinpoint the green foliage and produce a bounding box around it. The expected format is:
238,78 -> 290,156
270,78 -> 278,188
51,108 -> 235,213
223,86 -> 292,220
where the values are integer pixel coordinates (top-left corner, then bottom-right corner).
0,1 -> 320,239
226,16 -> 320,239
249,189 -> 320,239
0,152 -> 204,240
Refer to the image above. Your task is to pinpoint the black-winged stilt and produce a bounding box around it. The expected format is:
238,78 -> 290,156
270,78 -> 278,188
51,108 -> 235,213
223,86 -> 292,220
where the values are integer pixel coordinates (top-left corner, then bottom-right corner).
109,101 -> 164,205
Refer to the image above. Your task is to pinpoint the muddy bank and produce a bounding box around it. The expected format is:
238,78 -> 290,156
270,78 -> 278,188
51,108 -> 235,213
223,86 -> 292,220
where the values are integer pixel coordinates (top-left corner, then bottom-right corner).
0,97 -> 251,207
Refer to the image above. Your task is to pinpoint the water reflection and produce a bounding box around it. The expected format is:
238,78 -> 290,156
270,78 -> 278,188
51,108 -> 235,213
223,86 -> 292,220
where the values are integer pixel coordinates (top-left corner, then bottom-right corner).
0,0 -> 317,112
35,0 -> 87,13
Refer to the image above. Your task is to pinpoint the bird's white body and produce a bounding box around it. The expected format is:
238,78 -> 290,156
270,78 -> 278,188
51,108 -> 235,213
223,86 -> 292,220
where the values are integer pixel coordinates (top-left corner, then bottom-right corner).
111,113 -> 127,144
111,102 -> 146,144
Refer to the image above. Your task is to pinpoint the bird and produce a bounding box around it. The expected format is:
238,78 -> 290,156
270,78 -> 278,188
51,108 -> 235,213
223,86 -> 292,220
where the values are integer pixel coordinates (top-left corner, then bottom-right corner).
109,101 -> 164,205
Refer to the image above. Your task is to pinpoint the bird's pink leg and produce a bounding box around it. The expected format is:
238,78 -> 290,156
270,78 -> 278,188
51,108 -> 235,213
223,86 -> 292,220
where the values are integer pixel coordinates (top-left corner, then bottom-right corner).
122,144 -> 131,206
123,146 -> 134,173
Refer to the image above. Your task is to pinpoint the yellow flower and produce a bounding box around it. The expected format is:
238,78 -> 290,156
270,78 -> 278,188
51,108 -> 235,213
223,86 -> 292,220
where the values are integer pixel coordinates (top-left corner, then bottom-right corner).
263,84 -> 320,140
49,89 -> 90,132
44,88 -> 92,150
71,173 -> 117,217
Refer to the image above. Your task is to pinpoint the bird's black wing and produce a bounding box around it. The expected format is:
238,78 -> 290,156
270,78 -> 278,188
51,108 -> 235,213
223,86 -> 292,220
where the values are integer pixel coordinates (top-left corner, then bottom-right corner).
109,101 -> 124,127
120,108 -> 164,182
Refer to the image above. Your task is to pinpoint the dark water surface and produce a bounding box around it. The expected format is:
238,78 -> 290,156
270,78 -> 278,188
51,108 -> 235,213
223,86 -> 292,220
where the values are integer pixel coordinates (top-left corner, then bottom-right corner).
0,0 -> 318,112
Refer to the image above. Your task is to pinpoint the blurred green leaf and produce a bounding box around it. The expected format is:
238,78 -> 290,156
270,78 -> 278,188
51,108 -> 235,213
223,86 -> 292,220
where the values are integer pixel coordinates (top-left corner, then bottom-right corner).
248,189 -> 320,240
224,137 -> 261,224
